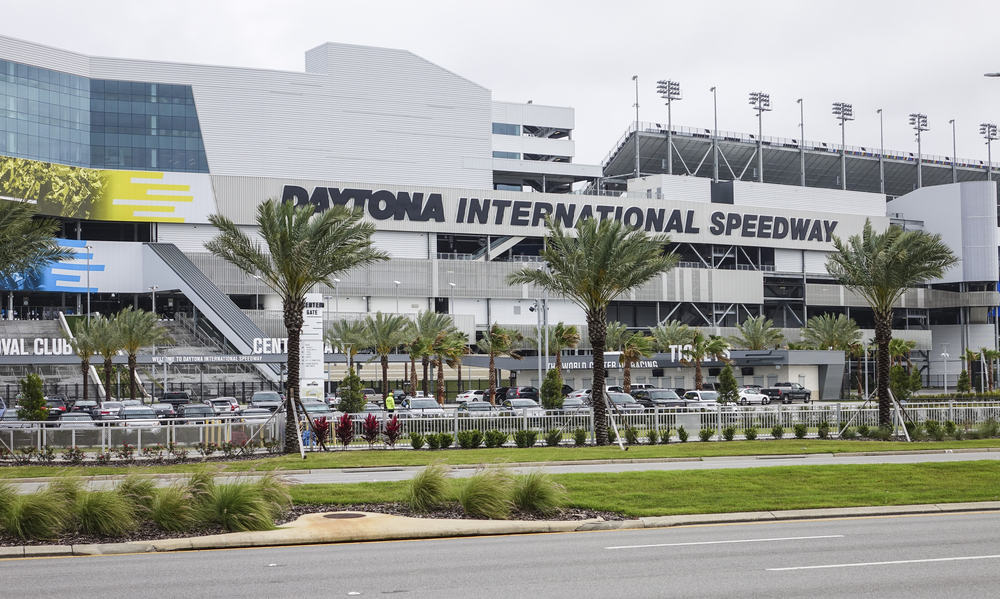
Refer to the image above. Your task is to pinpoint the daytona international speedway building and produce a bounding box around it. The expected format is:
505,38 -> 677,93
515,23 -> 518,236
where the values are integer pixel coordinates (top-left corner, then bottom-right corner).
0,34 -> 997,398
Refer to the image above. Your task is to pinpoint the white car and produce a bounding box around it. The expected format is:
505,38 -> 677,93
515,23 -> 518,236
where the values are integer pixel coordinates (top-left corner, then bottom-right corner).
456,390 -> 485,402
737,387 -> 771,405
501,398 -> 545,417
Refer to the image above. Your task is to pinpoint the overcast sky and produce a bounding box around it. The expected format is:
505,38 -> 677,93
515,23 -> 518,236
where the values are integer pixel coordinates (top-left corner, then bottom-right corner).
4,0 -> 1000,167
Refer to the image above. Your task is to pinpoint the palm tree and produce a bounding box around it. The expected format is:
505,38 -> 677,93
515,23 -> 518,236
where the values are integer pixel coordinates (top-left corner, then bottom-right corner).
847,342 -> 867,397
324,319 -> 370,370
649,319 -> 692,353
90,315 -> 122,402
411,311 -> 455,396
682,332 -> 730,390
0,200 -> 73,288
508,217 -> 677,445
983,349 -> 1000,391
800,313 -> 861,351
620,333 -> 654,393
430,330 -> 466,405
116,307 -> 171,402
826,220 -> 957,426
888,338 -> 916,369
604,321 -> 629,352
526,322 -> 581,377
65,324 -> 99,406
729,315 -> 783,350
207,199 -> 386,452
476,324 -> 522,404
365,312 -> 412,397
405,335 -> 430,396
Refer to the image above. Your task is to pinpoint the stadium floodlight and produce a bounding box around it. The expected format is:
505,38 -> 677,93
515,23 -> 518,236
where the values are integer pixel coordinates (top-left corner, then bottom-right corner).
632,75 -> 640,178
796,99 -> 805,186
877,108 -> 885,194
949,119 -> 957,183
981,122 -> 998,182
710,86 -> 719,182
909,113 -> 929,188
832,102 -> 854,189
749,92 -> 772,182
656,79 -> 682,175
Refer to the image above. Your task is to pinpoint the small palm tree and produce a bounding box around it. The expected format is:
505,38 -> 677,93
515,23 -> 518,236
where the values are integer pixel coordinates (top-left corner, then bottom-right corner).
983,348 -> 1000,391
324,319 -> 370,370
508,218 -> 677,445
888,338 -> 917,369
477,324 -> 522,404
0,200 -> 73,287
65,324 -> 99,406
207,199 -> 387,453
620,333 -> 654,393
827,220 -> 956,426
365,312 -> 412,397
800,313 -> 861,351
683,332 -> 730,390
527,322 -> 581,378
411,311 -> 455,396
115,307 -> 171,402
729,315 -> 783,350
649,319 -> 692,353
90,316 -> 122,402
405,336 -> 430,396
431,330 -> 466,404
604,321 -> 629,352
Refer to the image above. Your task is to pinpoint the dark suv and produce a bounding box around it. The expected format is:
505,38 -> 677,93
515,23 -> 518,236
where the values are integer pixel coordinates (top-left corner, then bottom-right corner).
160,391 -> 193,409
505,386 -> 539,401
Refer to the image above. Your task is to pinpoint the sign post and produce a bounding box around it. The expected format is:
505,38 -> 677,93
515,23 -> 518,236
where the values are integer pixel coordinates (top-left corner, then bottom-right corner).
299,293 -> 325,402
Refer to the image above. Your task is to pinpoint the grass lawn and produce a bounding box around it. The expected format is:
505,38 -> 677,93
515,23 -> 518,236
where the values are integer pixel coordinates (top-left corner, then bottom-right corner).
289,461 -> 1000,517
3,438 -> 1000,479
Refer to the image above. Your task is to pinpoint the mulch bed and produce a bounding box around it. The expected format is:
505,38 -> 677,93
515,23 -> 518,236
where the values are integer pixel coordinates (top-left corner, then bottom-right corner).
0,503 -> 625,547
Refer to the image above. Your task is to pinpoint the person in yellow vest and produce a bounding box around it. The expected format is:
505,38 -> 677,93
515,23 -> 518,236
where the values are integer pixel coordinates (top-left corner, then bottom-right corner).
384,391 -> 395,413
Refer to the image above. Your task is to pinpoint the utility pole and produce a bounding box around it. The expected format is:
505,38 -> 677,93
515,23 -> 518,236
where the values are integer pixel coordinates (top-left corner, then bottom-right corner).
656,79 -> 681,175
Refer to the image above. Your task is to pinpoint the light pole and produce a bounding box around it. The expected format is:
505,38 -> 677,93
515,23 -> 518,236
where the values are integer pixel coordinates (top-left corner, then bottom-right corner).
393,280 -> 401,314
797,98 -> 805,186
85,245 -> 92,326
252,274 -> 261,310
149,285 -> 158,316
877,108 -> 885,194
332,278 -> 340,316
532,300 -> 542,387
711,86 -> 719,182
656,79 -> 681,175
149,285 -> 158,359
632,75 -> 640,178
942,351 -> 950,394
832,102 -> 854,190
748,91 -> 771,182
909,113 -> 929,189
949,119 -> 958,183
980,123 -> 997,182
448,282 -> 456,315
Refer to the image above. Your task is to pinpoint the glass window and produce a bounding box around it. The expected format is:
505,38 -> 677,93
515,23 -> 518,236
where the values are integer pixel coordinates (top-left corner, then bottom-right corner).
492,151 -> 520,159
492,122 -> 520,136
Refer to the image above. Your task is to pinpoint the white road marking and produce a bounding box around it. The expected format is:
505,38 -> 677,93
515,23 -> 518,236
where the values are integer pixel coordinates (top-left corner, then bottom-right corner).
605,534 -> 844,550
768,554 -> 1000,571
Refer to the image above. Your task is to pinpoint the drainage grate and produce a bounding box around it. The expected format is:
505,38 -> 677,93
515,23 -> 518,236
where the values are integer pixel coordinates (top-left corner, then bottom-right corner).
323,513 -> 366,519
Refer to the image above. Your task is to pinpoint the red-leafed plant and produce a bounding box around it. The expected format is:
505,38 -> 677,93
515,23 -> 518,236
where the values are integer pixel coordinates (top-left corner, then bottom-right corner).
334,412 -> 354,448
383,415 -> 402,448
312,417 -> 331,451
362,413 -> 381,447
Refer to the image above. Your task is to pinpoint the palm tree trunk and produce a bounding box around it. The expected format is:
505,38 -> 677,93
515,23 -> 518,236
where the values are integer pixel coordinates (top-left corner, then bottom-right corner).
694,361 -> 703,390
435,356 -> 445,405
488,353 -> 497,405
128,354 -> 137,401
381,355 -> 389,397
421,356 -> 429,395
555,351 -> 563,378
81,359 -> 89,404
874,311 -> 892,427
103,358 -> 112,402
409,354 -> 418,394
457,362 -> 463,393
283,297 -> 305,454
623,360 -> 632,394
588,309 -> 609,445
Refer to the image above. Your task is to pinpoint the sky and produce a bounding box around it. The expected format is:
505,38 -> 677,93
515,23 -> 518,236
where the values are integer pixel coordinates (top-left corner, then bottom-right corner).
3,0 -> 1000,166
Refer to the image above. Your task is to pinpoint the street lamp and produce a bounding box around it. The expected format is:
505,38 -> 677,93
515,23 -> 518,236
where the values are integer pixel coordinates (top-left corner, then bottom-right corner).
656,79 -> 681,175
710,86 -> 719,182
877,108 -> 885,194
797,98 -> 805,186
149,285 -> 158,358
832,102 -> 854,190
252,274 -> 261,310
980,122 -> 997,182
632,75 -> 640,178
909,113 -> 929,188
332,278 -> 340,316
85,245 -> 93,326
149,285 -> 158,316
393,280 -> 401,314
448,282 -> 456,314
949,119 -> 958,183
941,351 -> 951,394
748,91 -> 771,182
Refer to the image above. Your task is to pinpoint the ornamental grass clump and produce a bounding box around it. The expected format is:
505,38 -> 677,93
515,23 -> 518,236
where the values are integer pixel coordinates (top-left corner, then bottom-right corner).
198,482 -> 274,532
117,474 -> 157,515
74,491 -> 137,536
407,463 -> 451,512
150,484 -> 197,532
458,468 -> 514,520
47,477 -> 84,505
512,471 -> 567,516
254,471 -> 292,519
1,490 -> 69,540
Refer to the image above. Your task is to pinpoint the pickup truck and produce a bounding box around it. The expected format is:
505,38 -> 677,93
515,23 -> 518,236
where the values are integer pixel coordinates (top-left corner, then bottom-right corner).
761,382 -> 812,403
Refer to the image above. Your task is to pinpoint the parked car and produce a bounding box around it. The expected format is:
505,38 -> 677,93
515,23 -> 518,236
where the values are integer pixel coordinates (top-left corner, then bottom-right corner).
761,382 -> 812,404
150,402 -> 177,419
120,399 -> 142,407
249,391 -> 283,412
241,407 -> 273,424
0,412 -> 30,428
360,388 -> 384,403
72,400 -> 98,415
456,389 -> 485,403
398,397 -> 446,418
57,411 -> 97,429
299,400 -> 334,421
176,403 -> 215,422
501,398 -> 544,417
682,390 -> 722,405
737,387 -> 771,405
95,401 -> 124,421
117,406 -> 160,427
160,391 -> 193,409
457,400 -> 503,416
505,386 -> 539,401
392,389 -> 408,402
604,392 -> 645,413
204,397 -> 240,416
631,388 -> 686,409
557,397 -> 590,413
44,397 -> 68,420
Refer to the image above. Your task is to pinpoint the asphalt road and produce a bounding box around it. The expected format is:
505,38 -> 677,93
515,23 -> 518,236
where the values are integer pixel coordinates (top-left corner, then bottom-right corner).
4,511 -> 1000,598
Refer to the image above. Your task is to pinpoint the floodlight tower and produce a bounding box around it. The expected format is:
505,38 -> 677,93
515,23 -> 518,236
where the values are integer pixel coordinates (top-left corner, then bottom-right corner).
831,102 -> 854,190
909,113 -> 929,188
980,122 -> 998,182
748,91 -> 772,182
656,79 -> 682,175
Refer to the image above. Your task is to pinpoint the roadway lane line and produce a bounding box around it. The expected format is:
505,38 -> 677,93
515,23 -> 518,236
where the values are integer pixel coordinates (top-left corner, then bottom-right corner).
606,534 -> 844,550
768,554 -> 1000,571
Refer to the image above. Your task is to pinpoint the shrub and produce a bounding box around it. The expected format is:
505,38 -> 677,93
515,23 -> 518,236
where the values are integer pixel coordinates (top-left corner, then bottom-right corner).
114,443 -> 137,462
436,432 -> 454,449
39,446 -> 56,463
195,442 -> 218,459
409,432 -> 426,450
47,477 -> 84,505
311,418 -> 331,449
150,484 -> 196,532
743,427 -> 758,441
957,369 -> 971,393
457,429 -> 484,449
361,413 -> 381,447
1,491 -> 68,540
426,433 -> 441,450
943,421 -> 957,436
198,482 -> 274,532
771,424 -> 785,439
75,491 -> 137,536
220,441 -> 239,459
513,429 -> 538,448
95,451 -> 111,465
817,421 -> 830,439
677,425 -> 689,443
141,444 -> 165,462
544,428 -> 563,447
337,367 -> 365,414
624,426 -> 639,445
117,475 -> 156,514
857,425 -> 870,438
16,373 -> 46,421
572,428 -> 588,446
978,418 -> 1000,438
646,428 -> 659,445
869,426 -> 893,441
721,426 -> 736,441
793,423 -> 808,439
334,412 -> 354,447
383,416 -> 403,447
407,463 -> 450,512
13,447 -> 36,465
698,428 -> 715,442
840,427 -> 857,439
924,420 -> 945,441
607,426 -> 618,444
659,428 -> 671,444
904,421 -> 924,441
539,368 -> 564,410
512,471 -> 567,516
717,364 -> 739,404
458,469 -> 513,519
484,430 -> 507,448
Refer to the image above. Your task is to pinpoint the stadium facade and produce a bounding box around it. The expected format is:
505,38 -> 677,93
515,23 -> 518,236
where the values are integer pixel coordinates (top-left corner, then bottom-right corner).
0,34 -> 996,397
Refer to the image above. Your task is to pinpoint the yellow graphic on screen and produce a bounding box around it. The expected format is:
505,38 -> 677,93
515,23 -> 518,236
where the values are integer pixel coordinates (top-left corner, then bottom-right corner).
0,154 -> 208,223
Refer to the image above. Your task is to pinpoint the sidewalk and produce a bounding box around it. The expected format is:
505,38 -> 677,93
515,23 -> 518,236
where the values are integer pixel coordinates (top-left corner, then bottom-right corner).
3,500 -> 999,558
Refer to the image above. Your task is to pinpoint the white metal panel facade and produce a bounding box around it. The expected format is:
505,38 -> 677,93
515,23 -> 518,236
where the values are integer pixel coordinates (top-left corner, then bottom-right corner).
774,249 -> 803,273
371,231 -> 429,259
157,223 -> 262,253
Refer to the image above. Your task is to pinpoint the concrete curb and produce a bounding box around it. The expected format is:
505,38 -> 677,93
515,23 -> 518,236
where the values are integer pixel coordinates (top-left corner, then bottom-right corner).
4,501 -> 1000,558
